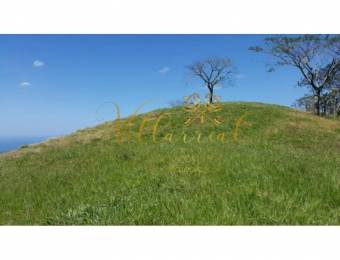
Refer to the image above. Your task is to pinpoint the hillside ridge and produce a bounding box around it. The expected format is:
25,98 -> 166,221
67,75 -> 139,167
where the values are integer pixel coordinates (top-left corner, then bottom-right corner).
1,102 -> 340,225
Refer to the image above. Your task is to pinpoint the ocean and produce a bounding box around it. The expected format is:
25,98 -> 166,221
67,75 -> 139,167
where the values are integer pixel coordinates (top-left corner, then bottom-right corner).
0,136 -> 50,153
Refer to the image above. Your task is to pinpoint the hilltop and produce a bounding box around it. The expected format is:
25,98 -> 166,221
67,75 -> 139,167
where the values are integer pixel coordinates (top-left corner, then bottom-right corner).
0,102 -> 340,224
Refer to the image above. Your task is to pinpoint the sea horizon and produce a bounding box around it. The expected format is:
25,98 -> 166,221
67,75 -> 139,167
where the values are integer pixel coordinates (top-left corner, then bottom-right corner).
0,136 -> 51,153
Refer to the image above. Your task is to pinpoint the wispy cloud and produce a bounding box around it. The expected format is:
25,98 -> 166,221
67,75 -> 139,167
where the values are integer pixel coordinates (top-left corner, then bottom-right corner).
20,81 -> 31,87
159,67 -> 170,74
33,60 -> 45,67
235,73 -> 246,79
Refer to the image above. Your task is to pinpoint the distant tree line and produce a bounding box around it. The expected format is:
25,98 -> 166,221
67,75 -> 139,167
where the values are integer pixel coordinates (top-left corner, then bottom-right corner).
292,88 -> 340,117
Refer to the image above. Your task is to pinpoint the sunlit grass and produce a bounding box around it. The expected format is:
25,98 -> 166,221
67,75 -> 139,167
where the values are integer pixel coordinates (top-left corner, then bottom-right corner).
0,102 -> 339,224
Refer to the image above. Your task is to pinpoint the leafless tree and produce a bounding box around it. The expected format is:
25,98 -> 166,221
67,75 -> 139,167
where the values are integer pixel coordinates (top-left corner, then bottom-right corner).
187,58 -> 234,104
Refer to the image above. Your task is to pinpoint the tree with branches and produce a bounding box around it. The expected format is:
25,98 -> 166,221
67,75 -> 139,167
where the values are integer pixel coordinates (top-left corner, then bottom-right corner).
250,35 -> 340,116
187,58 -> 234,104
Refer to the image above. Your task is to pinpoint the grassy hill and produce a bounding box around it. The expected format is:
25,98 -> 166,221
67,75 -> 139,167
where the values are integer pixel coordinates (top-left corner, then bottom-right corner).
1,102 -> 340,225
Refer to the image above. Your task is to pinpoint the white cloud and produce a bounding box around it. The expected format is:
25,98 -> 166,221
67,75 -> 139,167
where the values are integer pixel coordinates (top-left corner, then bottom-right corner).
159,67 -> 170,74
235,73 -> 246,79
33,60 -> 45,67
20,81 -> 31,87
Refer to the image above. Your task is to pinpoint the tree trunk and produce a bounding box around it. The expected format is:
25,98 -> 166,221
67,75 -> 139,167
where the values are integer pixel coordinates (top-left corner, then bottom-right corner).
209,87 -> 213,104
334,99 -> 337,119
315,90 -> 321,116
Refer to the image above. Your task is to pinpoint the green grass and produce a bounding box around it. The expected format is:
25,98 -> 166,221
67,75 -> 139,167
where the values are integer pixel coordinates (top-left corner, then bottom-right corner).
1,102 -> 340,225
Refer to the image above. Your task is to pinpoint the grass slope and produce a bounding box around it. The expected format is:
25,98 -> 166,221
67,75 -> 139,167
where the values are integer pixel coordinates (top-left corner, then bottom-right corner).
1,102 -> 340,225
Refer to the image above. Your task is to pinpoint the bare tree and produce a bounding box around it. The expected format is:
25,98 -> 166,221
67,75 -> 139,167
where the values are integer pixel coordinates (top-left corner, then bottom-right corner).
250,35 -> 340,116
187,58 -> 233,104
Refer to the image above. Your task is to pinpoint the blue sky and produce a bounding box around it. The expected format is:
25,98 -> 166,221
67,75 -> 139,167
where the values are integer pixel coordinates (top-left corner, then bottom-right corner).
0,35 -> 306,137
